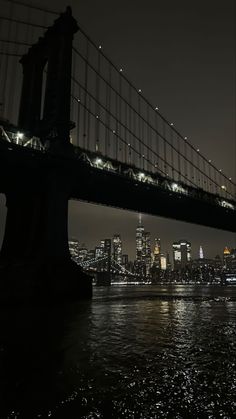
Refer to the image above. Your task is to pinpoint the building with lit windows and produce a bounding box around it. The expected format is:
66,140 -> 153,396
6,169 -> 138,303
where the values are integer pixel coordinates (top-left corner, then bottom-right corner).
77,247 -> 88,264
69,239 -> 79,263
100,239 -> 111,271
153,237 -> 161,268
143,231 -> 151,275
223,246 -> 231,268
113,234 -> 122,264
160,254 -> 167,270
223,248 -> 236,270
172,240 -> 191,269
136,214 -> 144,262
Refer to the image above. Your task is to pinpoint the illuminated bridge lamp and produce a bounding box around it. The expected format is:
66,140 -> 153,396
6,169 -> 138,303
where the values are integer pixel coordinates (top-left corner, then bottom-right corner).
95,158 -> 102,165
221,185 -> 226,191
16,132 -> 24,140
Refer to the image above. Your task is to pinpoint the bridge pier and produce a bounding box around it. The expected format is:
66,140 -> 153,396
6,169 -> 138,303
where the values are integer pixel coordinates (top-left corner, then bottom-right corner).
0,165 -> 92,303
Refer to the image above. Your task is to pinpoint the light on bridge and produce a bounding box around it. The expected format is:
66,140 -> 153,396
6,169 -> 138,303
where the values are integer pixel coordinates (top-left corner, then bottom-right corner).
98,45 -> 102,49
95,158 -> 102,165
16,132 -> 24,140
139,172 -> 145,179
221,185 -> 226,191
155,106 -> 159,111
138,89 -> 142,93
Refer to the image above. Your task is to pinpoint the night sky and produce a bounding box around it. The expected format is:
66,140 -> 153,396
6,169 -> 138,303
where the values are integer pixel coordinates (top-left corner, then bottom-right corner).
0,0 -> 235,260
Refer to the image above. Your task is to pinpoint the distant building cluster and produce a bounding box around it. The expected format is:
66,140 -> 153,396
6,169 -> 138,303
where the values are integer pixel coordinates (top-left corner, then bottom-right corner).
68,215 -> 235,281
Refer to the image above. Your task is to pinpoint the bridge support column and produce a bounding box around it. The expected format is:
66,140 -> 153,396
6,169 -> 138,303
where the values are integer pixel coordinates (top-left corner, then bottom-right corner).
0,168 -> 92,303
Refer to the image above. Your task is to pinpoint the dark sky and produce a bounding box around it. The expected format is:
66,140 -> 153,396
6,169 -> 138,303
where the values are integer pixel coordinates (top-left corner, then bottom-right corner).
0,0 -> 235,260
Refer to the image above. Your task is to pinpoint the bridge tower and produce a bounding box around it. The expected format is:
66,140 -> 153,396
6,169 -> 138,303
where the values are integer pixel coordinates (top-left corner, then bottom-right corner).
0,8 -> 92,301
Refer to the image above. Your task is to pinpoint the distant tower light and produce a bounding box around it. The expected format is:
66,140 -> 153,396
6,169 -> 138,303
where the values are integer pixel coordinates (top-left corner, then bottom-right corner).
199,245 -> 204,259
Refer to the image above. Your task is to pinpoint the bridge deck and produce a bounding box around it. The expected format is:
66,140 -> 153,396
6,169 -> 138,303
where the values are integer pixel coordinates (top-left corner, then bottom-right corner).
0,138 -> 235,233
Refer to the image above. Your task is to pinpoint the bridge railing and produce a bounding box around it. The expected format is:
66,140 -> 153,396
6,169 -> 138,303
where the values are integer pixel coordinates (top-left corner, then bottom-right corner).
1,123 -> 235,214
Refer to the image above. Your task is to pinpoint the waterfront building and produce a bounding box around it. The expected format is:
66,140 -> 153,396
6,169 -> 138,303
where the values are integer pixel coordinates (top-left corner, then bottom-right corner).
122,254 -> 129,268
100,239 -> 111,271
113,234 -> 123,264
173,240 -> 191,269
77,247 -> 88,263
143,231 -> 151,275
224,248 -> 236,270
160,254 -> 167,270
223,246 -> 231,268
95,246 -> 103,259
153,237 -> 161,268
69,239 -> 79,263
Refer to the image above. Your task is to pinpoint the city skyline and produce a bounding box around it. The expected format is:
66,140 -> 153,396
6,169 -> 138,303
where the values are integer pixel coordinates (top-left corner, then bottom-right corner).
68,210 -> 234,263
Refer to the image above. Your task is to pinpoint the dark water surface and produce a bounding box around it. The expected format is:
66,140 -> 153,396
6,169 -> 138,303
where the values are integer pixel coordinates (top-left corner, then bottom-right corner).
1,285 -> 236,418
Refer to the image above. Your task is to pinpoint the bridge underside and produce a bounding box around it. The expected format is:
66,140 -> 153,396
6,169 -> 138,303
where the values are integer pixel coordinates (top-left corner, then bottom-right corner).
0,142 -> 235,233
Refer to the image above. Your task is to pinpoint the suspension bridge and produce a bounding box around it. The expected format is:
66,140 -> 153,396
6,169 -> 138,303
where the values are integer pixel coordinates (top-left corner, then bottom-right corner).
0,1 -> 235,300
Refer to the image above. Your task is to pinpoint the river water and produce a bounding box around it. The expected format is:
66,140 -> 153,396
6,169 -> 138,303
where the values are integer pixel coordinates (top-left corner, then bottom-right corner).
1,285 -> 236,418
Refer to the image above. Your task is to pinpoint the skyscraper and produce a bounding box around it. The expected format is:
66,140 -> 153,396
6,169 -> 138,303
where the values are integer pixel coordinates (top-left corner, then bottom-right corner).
173,240 -> 191,269
136,214 -> 144,262
153,237 -> 161,268
113,234 -> 122,264
143,231 -> 151,275
199,246 -> 204,259
101,239 -> 111,271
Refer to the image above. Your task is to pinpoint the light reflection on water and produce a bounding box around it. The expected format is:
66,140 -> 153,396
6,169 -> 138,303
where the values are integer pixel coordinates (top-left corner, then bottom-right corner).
0,285 -> 236,418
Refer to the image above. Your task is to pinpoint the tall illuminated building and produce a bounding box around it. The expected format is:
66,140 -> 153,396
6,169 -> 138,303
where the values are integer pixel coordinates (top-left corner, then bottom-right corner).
173,240 -> 191,269
113,234 -> 122,264
223,247 -> 236,269
153,237 -> 161,268
101,239 -> 111,271
143,231 -> 151,275
199,246 -> 204,259
136,214 -> 144,262
223,246 -> 231,268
